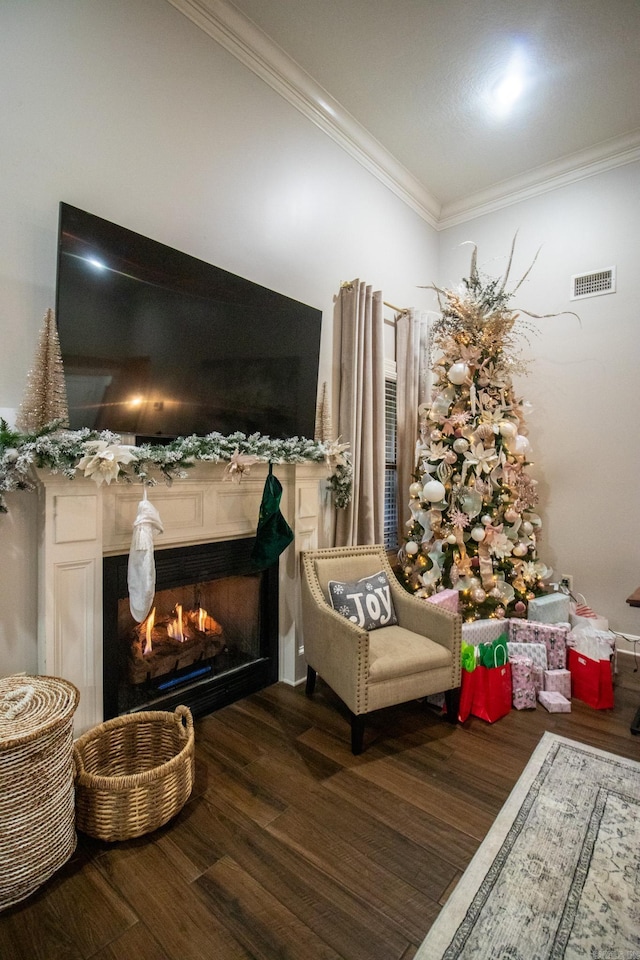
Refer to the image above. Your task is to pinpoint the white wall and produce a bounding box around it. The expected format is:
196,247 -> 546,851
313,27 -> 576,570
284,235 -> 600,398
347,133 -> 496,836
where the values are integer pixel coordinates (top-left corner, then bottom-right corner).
439,161 -> 640,636
0,0 -> 438,674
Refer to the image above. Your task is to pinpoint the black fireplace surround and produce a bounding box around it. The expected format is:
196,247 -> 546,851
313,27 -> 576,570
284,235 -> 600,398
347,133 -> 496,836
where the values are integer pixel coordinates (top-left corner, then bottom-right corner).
103,537 -> 278,721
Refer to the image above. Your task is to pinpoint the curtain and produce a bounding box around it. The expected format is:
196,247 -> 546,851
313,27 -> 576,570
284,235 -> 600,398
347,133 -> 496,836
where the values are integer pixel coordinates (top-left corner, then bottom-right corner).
395,309 -> 429,546
333,281 -> 385,546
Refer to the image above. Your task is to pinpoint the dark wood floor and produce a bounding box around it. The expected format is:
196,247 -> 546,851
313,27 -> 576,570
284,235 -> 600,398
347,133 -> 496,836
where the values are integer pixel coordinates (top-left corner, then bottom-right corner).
2,661 -> 639,960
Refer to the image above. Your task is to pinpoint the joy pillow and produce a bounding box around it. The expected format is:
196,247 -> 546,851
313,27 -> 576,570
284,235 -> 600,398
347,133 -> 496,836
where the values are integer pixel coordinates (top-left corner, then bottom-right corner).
328,570 -> 398,631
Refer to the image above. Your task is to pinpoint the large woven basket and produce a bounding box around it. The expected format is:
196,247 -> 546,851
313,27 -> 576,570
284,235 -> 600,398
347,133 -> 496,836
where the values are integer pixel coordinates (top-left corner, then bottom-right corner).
0,675 -> 79,911
73,705 -> 195,842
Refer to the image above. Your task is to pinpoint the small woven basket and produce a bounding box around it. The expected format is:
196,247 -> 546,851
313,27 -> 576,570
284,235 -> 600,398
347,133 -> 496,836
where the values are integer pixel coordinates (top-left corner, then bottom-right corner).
0,675 -> 79,911
73,705 -> 195,842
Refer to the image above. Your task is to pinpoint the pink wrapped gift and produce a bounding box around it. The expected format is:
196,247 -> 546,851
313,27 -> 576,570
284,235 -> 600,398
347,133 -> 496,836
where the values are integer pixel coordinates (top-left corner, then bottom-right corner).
509,655 -> 536,710
508,620 -> 569,670
531,665 -> 544,695
544,668 -> 571,698
462,618 -> 508,647
426,589 -> 459,614
538,690 -> 571,713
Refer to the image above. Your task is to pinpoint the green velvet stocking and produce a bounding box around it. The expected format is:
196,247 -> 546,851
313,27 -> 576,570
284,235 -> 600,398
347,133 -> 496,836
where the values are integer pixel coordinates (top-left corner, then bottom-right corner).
251,463 -> 294,570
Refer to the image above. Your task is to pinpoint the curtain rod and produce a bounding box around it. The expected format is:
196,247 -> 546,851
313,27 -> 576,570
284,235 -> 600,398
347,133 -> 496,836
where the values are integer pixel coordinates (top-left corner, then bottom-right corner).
383,300 -> 410,314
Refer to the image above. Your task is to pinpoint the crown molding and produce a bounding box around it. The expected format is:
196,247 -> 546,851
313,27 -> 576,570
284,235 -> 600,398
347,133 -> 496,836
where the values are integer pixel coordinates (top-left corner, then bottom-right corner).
437,131 -> 640,230
165,0 -> 441,226
166,0 -> 640,231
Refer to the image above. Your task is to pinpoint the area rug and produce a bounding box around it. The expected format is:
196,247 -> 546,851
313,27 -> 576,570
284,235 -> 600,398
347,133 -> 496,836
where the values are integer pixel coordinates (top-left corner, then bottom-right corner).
417,732 -> 640,959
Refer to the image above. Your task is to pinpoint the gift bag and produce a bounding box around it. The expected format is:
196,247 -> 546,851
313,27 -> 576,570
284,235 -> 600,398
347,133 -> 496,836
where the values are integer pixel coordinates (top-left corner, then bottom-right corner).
471,662 -> 512,723
567,647 -> 614,710
458,668 -> 476,723
458,642 -> 478,723
569,593 -> 609,632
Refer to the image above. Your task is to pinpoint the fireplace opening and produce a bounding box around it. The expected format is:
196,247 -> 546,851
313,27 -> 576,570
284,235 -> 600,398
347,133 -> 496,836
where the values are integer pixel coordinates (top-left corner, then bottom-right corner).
103,538 -> 278,720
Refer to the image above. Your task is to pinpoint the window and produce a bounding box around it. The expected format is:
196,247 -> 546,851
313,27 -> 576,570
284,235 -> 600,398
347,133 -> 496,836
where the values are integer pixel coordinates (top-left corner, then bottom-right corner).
384,377 -> 398,550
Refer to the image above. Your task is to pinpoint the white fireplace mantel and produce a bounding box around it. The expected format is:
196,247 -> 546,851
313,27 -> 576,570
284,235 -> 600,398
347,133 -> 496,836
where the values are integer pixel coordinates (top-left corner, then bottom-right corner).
36,461 -> 330,735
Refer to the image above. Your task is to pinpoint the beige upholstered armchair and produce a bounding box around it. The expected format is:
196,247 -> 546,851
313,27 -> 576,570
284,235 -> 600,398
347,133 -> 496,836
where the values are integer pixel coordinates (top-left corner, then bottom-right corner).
300,544 -> 462,753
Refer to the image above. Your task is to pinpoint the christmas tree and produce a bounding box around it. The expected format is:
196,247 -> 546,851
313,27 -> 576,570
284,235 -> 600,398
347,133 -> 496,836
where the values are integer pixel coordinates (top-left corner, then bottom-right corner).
16,308 -> 69,433
399,243 -> 551,621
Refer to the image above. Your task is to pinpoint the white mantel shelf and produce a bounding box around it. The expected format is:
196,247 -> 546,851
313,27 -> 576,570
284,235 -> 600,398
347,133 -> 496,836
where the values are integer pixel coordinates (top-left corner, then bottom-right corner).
36,461 -> 330,735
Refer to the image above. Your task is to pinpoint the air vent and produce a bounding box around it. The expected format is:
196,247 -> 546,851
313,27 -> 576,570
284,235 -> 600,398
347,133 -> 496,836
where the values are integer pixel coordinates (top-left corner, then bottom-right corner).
570,267 -> 616,300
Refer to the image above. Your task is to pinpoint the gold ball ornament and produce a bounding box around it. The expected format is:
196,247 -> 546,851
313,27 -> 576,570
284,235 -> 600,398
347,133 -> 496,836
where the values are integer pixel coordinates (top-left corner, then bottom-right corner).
409,481 -> 423,498
452,437 -> 469,454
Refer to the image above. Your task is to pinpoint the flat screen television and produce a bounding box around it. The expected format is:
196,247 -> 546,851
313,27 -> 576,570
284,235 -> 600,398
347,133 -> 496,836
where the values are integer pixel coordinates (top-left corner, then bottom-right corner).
55,203 -> 323,442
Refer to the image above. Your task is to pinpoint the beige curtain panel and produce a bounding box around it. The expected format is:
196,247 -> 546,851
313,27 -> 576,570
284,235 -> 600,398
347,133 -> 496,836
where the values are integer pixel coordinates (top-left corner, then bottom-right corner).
333,281 -> 385,546
395,309 -> 429,546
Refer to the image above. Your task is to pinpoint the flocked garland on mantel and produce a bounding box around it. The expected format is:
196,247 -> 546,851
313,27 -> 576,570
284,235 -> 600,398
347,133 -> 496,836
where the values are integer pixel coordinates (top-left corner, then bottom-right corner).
0,419 -> 353,515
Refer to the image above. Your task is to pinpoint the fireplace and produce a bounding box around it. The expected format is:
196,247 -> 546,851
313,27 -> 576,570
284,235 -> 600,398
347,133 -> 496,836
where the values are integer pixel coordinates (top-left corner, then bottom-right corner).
36,460 -> 327,736
103,538 -> 278,719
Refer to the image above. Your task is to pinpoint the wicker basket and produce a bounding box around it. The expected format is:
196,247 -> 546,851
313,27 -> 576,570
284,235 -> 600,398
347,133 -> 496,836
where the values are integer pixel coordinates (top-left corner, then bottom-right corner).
0,675 -> 79,911
73,705 -> 195,842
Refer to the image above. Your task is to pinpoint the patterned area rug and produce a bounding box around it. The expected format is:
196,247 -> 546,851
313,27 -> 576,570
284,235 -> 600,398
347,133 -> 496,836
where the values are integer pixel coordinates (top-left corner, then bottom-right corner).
417,732 -> 640,960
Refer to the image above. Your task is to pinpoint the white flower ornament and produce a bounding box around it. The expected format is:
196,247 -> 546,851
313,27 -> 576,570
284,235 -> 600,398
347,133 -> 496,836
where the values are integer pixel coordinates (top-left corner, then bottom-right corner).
76,441 -> 137,486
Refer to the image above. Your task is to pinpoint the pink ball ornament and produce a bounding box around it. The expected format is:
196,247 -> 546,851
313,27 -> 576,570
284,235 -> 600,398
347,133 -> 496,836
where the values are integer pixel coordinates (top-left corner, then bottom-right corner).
504,507 -> 520,523
495,605 -> 505,618
430,429 -> 442,442
514,600 -> 526,614
471,587 -> 486,603
512,542 -> 529,557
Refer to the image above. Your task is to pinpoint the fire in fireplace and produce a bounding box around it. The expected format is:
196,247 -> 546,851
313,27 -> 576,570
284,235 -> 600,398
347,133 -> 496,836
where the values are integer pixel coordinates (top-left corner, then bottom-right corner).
103,537 -> 278,720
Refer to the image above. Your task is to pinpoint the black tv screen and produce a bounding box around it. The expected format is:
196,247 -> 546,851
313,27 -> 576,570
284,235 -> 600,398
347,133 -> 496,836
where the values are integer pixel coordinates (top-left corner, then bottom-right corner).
55,203 -> 322,441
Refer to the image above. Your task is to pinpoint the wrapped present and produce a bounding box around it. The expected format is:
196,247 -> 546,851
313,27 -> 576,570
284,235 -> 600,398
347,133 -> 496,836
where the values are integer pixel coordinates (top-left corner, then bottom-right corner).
426,589 -> 459,614
507,640 -> 547,671
462,618 -> 508,647
538,690 -> 571,713
509,655 -> 536,710
544,668 -> 571,698
532,664 -> 544,696
508,620 -> 569,670
527,593 -> 571,624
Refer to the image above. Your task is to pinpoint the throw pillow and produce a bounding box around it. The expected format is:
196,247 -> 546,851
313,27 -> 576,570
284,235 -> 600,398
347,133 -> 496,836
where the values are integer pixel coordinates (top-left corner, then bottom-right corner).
328,570 -> 398,631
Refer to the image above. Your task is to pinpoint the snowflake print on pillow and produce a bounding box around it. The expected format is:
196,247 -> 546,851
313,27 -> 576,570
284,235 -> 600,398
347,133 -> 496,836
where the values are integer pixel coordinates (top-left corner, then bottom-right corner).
327,571 -> 398,630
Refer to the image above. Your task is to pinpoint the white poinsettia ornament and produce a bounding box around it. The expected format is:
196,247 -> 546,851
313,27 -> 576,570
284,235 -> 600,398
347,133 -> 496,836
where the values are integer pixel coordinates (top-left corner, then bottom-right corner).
76,441 -> 137,485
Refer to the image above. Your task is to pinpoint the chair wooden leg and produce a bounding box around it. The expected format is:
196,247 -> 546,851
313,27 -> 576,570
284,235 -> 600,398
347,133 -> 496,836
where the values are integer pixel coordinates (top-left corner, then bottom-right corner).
305,665 -> 317,697
444,687 -> 460,724
350,713 -> 365,755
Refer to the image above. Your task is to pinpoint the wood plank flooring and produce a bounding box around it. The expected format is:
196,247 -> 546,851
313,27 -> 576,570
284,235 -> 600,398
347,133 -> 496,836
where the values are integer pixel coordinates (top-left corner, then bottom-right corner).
1,661 -> 639,960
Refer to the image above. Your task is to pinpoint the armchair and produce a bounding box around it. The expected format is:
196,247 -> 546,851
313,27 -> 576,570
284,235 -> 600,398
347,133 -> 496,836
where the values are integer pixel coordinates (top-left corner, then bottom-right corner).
300,544 -> 462,753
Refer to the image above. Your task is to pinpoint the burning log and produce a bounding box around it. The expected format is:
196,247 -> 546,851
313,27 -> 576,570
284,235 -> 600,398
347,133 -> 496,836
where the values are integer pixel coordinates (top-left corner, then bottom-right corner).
127,605 -> 226,684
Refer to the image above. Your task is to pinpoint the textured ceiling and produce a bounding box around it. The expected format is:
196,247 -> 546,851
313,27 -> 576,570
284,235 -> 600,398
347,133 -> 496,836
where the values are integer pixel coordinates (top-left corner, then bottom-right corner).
227,0 -> 640,216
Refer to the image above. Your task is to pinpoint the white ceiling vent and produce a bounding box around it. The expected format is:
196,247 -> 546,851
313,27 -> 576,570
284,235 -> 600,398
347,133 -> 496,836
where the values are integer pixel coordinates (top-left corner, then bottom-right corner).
570,267 -> 616,300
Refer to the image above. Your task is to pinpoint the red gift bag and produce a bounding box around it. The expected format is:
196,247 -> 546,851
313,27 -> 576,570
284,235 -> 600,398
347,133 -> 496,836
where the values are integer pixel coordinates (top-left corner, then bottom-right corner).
458,668 -> 476,723
568,647 -> 614,710
471,662 -> 513,723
